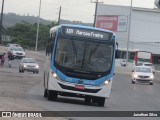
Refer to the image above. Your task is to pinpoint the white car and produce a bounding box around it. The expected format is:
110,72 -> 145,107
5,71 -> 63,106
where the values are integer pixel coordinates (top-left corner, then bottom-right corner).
131,66 -> 154,85
141,62 -> 155,73
8,46 -> 25,59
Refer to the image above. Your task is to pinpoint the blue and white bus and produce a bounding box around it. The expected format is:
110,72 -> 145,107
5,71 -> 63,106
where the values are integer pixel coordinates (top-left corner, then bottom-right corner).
44,24 -> 117,106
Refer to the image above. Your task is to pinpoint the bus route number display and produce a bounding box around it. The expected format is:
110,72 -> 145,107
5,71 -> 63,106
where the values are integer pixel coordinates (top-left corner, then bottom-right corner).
64,27 -> 112,40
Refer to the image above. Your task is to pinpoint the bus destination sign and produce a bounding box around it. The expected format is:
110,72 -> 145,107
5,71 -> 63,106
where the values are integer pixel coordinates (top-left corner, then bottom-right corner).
63,27 -> 112,40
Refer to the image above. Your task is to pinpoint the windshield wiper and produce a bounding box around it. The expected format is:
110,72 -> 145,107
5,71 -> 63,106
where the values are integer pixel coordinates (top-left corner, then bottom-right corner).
88,42 -> 101,62
71,40 -> 77,62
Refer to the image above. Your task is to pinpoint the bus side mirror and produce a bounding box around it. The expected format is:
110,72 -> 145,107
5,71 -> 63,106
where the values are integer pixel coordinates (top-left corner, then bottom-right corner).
46,38 -> 51,55
115,50 -> 120,59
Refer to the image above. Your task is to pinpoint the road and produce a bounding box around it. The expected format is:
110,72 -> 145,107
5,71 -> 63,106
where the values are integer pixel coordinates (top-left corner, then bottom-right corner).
0,48 -> 160,120
27,74 -> 160,111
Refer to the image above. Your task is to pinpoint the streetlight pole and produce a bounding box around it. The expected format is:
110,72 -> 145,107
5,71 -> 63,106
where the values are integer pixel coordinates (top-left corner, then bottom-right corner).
0,0 -> 5,44
91,0 -> 103,27
93,0 -> 98,27
35,0 -> 42,51
126,0 -> 133,66
57,6 -> 61,25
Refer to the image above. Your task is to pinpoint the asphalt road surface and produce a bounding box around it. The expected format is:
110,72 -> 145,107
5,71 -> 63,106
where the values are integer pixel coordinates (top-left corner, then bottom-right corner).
27,74 -> 160,109
0,50 -> 160,120
27,71 -> 160,120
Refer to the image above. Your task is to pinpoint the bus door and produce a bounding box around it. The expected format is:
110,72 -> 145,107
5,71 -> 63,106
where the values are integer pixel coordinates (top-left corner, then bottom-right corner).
44,32 -> 56,89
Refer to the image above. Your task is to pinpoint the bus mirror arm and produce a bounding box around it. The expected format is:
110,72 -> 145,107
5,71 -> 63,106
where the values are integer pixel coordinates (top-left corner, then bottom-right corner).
115,49 -> 120,59
46,43 -> 51,55
115,42 -> 120,59
46,37 -> 52,55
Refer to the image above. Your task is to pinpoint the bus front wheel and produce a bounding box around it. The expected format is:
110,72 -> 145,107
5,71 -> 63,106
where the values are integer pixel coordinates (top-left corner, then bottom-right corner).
47,90 -> 58,101
92,97 -> 105,106
97,97 -> 105,106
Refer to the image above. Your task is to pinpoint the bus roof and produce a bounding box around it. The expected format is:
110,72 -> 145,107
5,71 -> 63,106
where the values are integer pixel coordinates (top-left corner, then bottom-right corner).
50,24 -> 115,35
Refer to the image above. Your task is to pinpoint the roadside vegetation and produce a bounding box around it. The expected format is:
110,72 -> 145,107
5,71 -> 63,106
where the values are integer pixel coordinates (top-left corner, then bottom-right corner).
3,21 -> 57,50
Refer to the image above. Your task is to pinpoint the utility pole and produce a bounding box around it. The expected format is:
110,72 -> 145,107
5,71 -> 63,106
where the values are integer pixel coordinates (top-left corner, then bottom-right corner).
35,0 -> 42,51
126,0 -> 133,66
0,0 -> 5,44
91,0 -> 103,27
57,6 -> 61,25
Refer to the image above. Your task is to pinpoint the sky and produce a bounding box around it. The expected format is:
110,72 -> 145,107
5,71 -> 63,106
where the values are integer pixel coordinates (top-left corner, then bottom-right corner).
0,0 -> 156,23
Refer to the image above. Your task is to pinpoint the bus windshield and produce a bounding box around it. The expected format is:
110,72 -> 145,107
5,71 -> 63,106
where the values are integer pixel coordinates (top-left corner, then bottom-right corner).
55,37 -> 113,74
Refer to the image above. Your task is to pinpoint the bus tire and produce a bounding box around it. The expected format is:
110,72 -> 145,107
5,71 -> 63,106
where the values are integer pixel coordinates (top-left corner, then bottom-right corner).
85,96 -> 91,104
47,90 -> 58,101
97,97 -> 105,107
44,89 -> 48,98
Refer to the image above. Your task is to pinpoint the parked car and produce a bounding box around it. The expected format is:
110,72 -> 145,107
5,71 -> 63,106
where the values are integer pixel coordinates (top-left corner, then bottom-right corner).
19,58 -> 39,74
8,46 -> 25,59
141,62 -> 155,73
120,59 -> 126,66
131,66 -> 154,85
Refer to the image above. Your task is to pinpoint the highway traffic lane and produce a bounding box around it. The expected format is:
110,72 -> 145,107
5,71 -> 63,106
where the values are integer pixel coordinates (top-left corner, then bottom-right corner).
0,57 -> 44,78
27,74 -> 160,111
0,53 -> 69,120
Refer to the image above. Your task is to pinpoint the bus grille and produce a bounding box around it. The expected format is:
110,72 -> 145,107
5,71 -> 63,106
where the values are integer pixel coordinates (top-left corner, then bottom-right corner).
58,83 -> 101,93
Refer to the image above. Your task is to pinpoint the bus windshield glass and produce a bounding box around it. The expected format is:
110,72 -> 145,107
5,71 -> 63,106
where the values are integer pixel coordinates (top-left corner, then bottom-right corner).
55,37 -> 113,73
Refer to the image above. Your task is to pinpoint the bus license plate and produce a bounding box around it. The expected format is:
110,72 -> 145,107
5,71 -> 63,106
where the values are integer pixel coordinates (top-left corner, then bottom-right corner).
75,85 -> 85,90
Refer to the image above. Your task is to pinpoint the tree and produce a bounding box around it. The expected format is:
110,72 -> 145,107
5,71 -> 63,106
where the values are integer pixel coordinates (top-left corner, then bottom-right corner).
4,21 -> 56,50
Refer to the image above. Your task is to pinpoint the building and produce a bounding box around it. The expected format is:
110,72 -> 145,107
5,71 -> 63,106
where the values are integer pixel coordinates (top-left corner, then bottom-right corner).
96,4 -> 160,67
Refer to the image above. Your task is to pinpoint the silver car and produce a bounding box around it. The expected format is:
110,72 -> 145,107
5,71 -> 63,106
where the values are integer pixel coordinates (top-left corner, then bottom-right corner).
19,58 -> 39,73
8,46 -> 25,59
131,66 -> 154,85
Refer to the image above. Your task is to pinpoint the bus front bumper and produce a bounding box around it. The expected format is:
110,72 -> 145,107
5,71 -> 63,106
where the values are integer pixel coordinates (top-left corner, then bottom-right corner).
48,77 -> 112,98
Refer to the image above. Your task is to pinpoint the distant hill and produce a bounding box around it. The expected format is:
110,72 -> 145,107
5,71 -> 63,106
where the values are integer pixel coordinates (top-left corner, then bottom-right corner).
2,13 -> 93,27
3,13 -> 52,27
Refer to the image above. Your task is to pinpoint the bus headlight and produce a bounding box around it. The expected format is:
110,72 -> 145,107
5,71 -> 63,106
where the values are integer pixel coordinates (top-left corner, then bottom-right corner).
51,72 -> 60,80
52,72 -> 57,78
102,79 -> 112,86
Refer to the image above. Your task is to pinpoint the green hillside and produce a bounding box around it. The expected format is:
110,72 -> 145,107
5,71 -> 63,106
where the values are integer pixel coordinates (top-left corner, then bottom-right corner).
2,13 -> 93,27
3,13 -> 52,27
